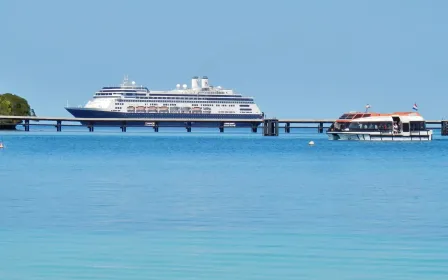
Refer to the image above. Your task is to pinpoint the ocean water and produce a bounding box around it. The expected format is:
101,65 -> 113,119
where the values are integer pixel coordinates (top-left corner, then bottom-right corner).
1,128 -> 448,279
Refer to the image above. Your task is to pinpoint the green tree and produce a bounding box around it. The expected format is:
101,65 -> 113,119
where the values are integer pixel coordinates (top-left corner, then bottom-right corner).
0,93 -> 32,128
0,97 -> 12,115
0,93 -> 31,116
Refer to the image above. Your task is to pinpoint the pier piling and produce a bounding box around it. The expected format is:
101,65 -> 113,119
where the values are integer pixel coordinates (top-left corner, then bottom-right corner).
186,122 -> 192,132
285,122 -> 290,133
153,122 -> 159,132
263,119 -> 279,136
219,122 -> 224,133
121,121 -> 127,132
56,120 -> 62,132
24,119 -> 30,132
88,122 -> 94,132
442,121 -> 448,136
251,124 -> 258,133
318,122 -> 324,133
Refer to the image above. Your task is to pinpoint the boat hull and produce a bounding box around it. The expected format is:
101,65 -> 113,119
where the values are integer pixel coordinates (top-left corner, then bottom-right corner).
65,107 -> 263,127
327,132 -> 433,141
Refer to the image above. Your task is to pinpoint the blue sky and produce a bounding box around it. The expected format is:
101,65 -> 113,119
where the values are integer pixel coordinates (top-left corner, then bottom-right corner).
1,0 -> 447,119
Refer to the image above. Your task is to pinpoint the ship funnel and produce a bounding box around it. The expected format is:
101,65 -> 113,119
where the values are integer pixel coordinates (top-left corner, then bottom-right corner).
191,76 -> 199,89
201,76 -> 209,88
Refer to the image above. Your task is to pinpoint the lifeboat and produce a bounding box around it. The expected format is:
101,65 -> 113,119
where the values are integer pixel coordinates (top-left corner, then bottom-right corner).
136,106 -> 146,113
159,106 -> 169,113
191,107 -> 202,114
147,106 -> 157,112
127,106 -> 135,113
327,111 -> 433,141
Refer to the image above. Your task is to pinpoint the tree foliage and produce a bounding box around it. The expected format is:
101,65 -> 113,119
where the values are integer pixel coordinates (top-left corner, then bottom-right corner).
0,93 -> 32,127
0,93 -> 31,116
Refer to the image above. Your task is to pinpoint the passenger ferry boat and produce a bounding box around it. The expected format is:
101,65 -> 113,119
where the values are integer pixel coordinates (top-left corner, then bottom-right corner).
327,111 -> 433,141
65,76 -> 264,127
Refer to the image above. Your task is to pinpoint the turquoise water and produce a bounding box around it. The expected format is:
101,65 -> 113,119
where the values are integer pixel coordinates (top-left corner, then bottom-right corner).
1,129 -> 448,279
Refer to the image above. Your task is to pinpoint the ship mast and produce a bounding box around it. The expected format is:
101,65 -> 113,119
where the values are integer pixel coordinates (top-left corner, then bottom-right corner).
121,75 -> 129,87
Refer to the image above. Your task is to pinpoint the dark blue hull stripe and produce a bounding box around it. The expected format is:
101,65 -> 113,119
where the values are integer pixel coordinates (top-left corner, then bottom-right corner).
65,108 -> 262,127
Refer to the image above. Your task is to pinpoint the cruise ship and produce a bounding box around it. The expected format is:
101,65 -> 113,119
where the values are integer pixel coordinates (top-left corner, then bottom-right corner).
65,76 -> 264,127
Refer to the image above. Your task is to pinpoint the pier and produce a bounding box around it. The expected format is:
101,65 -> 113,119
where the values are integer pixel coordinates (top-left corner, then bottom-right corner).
0,115 -> 446,136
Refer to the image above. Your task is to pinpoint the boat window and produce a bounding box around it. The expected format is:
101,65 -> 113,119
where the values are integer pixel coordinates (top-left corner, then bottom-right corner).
338,114 -> 356,119
330,122 -> 349,131
410,121 -> 426,131
348,121 -> 392,131
402,123 -> 410,132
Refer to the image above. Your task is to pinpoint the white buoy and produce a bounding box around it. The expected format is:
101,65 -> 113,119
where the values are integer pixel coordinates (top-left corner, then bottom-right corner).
308,141 -> 315,146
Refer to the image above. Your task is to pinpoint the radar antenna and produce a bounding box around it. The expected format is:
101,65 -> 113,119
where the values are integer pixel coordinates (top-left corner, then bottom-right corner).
121,75 -> 129,86
365,104 -> 371,113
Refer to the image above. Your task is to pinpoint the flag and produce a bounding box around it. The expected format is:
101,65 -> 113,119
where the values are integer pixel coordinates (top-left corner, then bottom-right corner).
412,103 -> 418,111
